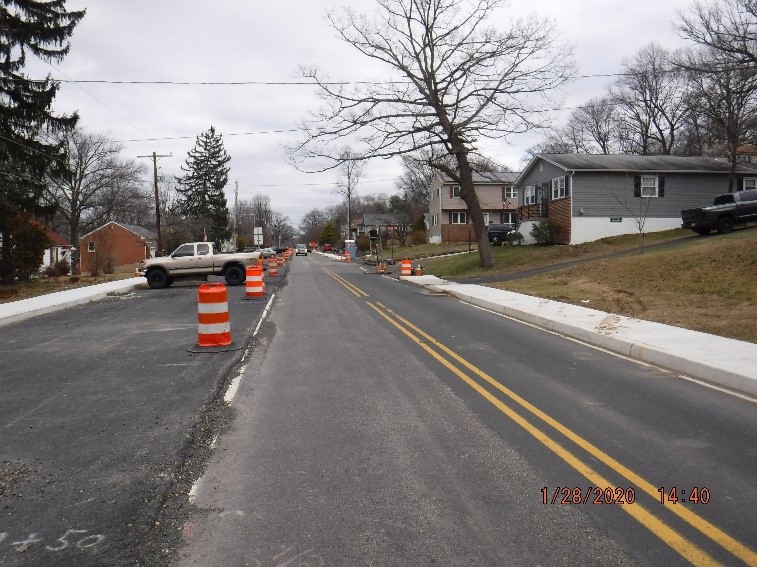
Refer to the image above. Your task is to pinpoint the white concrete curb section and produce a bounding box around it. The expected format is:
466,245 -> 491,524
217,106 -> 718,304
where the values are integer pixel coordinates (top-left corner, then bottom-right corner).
0,277 -> 145,328
402,275 -> 757,397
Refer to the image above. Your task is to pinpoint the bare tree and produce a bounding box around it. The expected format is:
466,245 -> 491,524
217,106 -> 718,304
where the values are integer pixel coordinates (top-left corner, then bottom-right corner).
93,182 -> 153,226
290,0 -> 573,267
524,136 -> 579,160
611,44 -> 690,155
676,0 -> 757,66
270,212 -> 295,246
299,208 -> 328,242
681,47 -> 757,189
568,97 -> 618,154
335,148 -> 364,239
159,181 -> 193,253
236,195 -> 274,245
44,128 -> 146,247
395,151 -> 437,219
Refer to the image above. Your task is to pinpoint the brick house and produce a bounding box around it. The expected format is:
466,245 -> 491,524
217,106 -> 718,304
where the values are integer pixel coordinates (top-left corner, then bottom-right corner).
79,222 -> 156,274
515,154 -> 757,245
428,171 -> 520,243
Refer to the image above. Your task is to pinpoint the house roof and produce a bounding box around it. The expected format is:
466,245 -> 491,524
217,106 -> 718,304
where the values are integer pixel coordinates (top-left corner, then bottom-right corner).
438,170 -> 520,184
518,154 -> 757,182
30,220 -> 70,247
121,223 -> 157,240
362,213 -> 412,226
79,221 -> 156,241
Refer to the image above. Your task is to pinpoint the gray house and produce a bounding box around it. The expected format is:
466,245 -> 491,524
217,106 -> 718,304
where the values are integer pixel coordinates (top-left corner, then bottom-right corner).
515,154 -> 757,244
356,213 -> 413,237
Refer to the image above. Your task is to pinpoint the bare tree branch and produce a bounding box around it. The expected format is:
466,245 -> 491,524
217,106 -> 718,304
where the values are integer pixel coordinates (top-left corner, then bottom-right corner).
289,0 -> 573,266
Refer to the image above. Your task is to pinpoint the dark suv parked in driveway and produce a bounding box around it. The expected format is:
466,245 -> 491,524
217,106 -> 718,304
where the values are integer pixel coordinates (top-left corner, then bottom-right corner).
487,223 -> 515,244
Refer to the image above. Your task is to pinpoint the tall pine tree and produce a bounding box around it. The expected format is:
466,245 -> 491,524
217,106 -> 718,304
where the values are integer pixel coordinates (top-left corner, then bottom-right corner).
0,0 -> 85,282
175,126 -> 231,242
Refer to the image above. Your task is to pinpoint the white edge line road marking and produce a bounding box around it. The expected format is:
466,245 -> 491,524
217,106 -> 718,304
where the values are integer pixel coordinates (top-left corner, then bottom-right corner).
224,292 -> 276,406
466,302 -> 757,404
194,293 -> 278,503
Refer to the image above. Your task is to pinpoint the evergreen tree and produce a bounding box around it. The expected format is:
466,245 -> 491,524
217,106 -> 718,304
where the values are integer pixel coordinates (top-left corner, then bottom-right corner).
175,126 -> 231,242
319,222 -> 339,245
0,0 -> 85,282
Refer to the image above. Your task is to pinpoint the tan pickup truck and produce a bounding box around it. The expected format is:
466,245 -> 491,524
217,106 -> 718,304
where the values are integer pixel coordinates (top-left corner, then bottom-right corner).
138,242 -> 260,289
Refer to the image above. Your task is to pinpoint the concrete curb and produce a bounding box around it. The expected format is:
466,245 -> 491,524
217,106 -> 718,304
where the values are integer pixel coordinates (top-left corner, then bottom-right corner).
0,277 -> 146,328
401,275 -> 757,397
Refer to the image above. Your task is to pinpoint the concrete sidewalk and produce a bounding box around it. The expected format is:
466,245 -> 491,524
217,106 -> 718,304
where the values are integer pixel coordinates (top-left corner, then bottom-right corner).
0,277 -> 145,328
401,275 -> 757,397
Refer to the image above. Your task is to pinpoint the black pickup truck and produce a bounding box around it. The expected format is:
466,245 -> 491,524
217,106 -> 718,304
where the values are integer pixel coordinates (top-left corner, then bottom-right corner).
681,189 -> 757,235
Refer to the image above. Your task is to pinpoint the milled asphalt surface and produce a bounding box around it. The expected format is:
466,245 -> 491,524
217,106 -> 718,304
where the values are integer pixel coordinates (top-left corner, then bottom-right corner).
2,267 -> 756,398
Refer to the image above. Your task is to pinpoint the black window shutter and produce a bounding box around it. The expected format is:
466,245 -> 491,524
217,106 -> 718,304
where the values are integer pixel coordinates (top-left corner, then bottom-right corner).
658,176 -> 665,197
633,175 -> 641,197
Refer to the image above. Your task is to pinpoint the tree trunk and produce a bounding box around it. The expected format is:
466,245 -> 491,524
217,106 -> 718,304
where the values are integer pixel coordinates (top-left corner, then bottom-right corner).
456,153 -> 494,268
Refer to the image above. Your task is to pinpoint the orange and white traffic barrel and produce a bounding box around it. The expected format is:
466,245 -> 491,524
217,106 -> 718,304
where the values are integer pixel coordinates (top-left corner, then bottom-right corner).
245,265 -> 264,298
268,257 -> 279,277
196,283 -> 232,347
401,258 -> 412,276
344,250 -> 351,263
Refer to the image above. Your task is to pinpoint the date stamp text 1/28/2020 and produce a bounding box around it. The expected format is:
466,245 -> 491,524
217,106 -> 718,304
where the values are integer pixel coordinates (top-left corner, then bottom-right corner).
542,487 -> 711,506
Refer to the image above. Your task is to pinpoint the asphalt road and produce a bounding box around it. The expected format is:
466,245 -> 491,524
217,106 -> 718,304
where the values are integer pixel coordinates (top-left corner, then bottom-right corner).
177,254 -> 757,566
2,254 -> 755,566
0,269 -> 287,566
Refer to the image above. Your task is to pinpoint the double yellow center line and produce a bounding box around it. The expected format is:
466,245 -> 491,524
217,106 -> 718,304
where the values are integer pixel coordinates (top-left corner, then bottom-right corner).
323,268 -> 756,566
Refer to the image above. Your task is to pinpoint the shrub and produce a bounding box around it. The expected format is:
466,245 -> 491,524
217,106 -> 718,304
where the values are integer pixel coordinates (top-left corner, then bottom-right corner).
42,259 -> 70,277
407,230 -> 428,245
506,231 -> 524,245
355,235 -> 370,252
531,220 -> 554,245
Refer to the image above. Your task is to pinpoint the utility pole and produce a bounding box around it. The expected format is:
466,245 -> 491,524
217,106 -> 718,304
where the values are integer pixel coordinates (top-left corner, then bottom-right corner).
138,151 -> 171,255
233,180 -> 239,252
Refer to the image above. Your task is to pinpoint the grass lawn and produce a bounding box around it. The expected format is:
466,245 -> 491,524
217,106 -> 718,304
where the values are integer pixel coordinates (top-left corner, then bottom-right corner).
420,228 -> 757,344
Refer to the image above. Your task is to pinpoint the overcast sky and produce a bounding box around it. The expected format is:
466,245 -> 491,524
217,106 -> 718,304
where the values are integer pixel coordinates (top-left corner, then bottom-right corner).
27,0 -> 696,228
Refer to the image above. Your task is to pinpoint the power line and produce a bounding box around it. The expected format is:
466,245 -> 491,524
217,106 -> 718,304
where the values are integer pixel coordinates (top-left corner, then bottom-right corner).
115,129 -> 299,143
238,179 -> 395,188
45,62 -> 174,155
23,66 -> 754,87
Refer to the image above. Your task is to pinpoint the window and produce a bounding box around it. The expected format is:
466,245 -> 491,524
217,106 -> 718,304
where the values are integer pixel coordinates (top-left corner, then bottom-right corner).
451,212 -> 467,224
744,178 -> 757,191
502,212 -> 516,225
551,176 -> 566,199
451,185 -> 461,198
88,241 -> 95,253
173,244 -> 195,257
197,243 -> 210,255
503,186 -> 517,199
524,186 -> 537,205
641,175 -> 658,197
